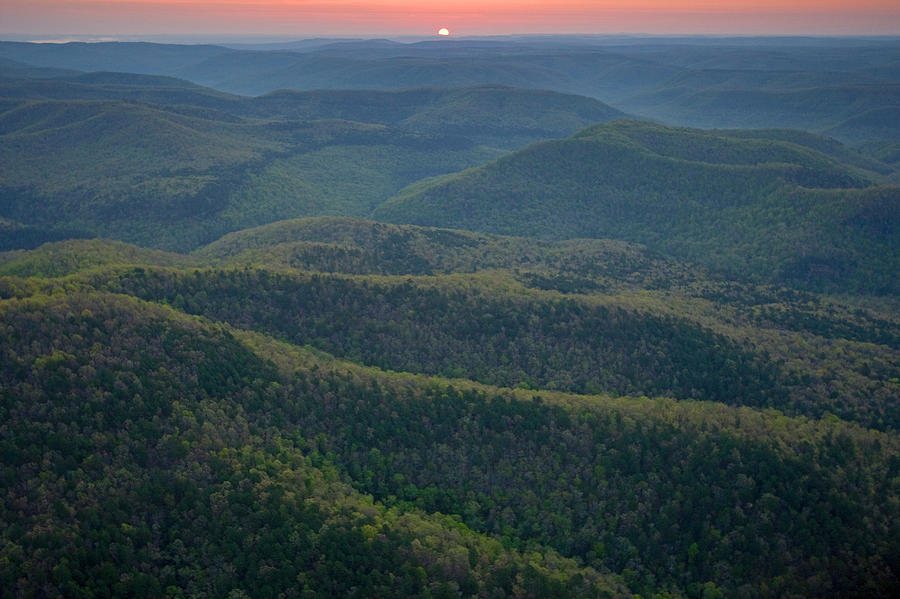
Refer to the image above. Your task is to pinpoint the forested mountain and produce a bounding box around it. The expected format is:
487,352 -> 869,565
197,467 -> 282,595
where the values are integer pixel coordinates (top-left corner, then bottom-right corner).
0,238 -> 198,276
195,216 -> 701,285
0,40 -> 229,77
0,70 -> 244,112
2,235 -> 898,597
0,56 -> 79,79
0,77 -> 622,250
1,292 -> 635,598
2,37 -> 898,147
622,79 -> 900,137
3,217 -> 898,432
0,39 -> 679,98
0,72 -> 624,144
2,35 -> 899,599
375,120 -> 899,294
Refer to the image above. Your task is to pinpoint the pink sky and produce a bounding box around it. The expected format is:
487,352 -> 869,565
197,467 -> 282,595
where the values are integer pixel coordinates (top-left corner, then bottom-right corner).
3,0 -> 900,36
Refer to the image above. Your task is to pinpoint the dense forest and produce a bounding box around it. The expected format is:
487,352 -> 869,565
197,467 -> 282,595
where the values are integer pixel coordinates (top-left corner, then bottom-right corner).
375,120 -> 899,295
0,293 -> 632,598
1,277 -> 898,598
0,75 -> 622,250
1,36 -> 899,598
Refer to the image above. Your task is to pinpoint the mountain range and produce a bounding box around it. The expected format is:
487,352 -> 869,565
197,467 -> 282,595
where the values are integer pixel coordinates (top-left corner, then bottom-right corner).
2,37 -> 899,141
1,36 -> 899,598
376,119 -> 899,294
0,72 -> 623,250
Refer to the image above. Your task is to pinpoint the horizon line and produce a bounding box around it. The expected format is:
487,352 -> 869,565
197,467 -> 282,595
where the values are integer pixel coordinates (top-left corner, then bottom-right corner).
4,32 -> 900,44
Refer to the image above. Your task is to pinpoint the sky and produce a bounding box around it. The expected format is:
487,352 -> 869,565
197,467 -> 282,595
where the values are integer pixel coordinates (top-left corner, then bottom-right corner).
3,0 -> 900,38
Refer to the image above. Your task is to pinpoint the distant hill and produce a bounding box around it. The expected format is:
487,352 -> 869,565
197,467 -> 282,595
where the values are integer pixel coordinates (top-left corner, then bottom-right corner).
0,98 -> 283,249
822,106 -> 900,144
2,38 -> 898,146
0,71 -> 245,114
0,238 -> 197,277
195,216 -> 706,292
170,46 -> 678,99
623,82 -> 900,139
0,75 -> 624,146
0,40 -> 229,75
248,85 -> 625,148
374,120 -> 899,294
857,140 -> 900,173
717,127 -> 896,174
0,56 -> 80,79
0,82 -> 624,250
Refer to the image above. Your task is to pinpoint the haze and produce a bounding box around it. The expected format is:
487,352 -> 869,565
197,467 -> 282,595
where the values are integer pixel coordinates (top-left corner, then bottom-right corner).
4,0 -> 900,37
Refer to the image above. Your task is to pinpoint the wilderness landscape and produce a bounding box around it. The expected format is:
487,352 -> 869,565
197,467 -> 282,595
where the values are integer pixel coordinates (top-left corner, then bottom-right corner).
1,33 -> 899,598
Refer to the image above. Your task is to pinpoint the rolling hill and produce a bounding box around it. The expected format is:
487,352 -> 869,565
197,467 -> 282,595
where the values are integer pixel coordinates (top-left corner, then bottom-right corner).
0,79 -> 624,250
5,217 -> 897,431
0,73 -> 625,144
0,40 -> 230,76
0,98 -> 284,249
0,291 -> 632,599
194,215 -> 701,288
374,120 -> 899,294
2,37 -> 899,147
1,226 -> 898,597
622,82 -> 900,137
0,238 -> 198,277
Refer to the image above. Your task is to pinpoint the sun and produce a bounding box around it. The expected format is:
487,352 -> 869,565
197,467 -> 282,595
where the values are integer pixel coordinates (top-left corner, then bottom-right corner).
437,28 -> 450,36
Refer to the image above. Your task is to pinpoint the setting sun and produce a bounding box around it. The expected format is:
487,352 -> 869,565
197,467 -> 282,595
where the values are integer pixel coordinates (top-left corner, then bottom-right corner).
2,0 -> 899,35
438,27 -> 450,36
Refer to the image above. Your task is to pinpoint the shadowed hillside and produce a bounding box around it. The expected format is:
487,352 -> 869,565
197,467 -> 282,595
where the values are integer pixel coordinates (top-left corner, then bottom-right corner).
0,291 -> 629,598
375,120 -> 899,294
1,270 -> 897,598
0,82 -> 624,250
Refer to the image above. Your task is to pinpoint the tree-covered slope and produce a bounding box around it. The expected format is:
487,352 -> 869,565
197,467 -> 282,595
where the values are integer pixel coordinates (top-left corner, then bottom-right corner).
0,70 -> 246,114
92,267 -> 784,407
129,268 -> 900,428
195,216 -> 703,289
623,81 -> 900,136
0,216 -> 90,251
0,79 -> 625,251
248,85 -> 625,149
0,98 -> 484,249
198,216 -> 900,428
0,74 -> 625,146
1,287 -> 897,598
0,98 -> 285,248
822,106 -> 900,145
374,120 -> 899,294
1,292 -> 629,598
6,215 -> 898,432
717,127 -> 895,175
257,339 -> 900,599
0,238 -> 198,277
